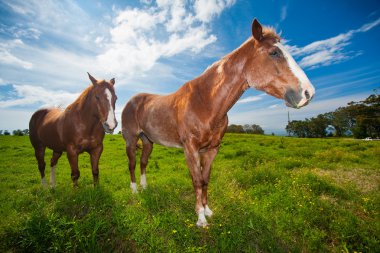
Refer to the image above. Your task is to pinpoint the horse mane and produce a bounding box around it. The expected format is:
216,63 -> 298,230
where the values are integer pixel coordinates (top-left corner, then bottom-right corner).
66,85 -> 94,111
262,26 -> 281,41
202,26 -> 280,76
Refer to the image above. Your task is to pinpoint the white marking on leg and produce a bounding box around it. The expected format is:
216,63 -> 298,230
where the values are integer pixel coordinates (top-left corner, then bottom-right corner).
105,88 -> 117,130
41,177 -> 47,187
130,182 -> 138,194
196,207 -> 208,227
204,205 -> 213,217
50,165 -> 56,188
140,174 -> 147,189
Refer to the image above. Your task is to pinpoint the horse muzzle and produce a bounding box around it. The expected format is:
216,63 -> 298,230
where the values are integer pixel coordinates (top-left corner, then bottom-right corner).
102,121 -> 118,134
284,87 -> 314,109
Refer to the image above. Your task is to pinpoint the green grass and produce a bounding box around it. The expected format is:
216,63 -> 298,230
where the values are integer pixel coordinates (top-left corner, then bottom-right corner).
0,134 -> 379,252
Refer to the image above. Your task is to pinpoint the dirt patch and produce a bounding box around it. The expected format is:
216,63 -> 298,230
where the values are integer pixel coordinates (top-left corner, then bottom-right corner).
312,168 -> 380,193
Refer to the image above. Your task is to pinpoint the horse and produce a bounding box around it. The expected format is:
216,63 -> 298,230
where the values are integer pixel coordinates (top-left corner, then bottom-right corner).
29,73 -> 117,188
121,19 -> 315,227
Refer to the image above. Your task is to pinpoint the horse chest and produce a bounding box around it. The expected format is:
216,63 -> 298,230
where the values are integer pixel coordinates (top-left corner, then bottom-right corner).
73,136 -> 102,152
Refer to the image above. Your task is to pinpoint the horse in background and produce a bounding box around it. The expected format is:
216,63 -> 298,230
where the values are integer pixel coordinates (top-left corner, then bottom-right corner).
29,73 -> 117,187
122,19 -> 315,226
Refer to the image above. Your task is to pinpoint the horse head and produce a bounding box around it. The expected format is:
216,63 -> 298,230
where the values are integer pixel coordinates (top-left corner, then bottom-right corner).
88,73 -> 118,133
243,19 -> 315,108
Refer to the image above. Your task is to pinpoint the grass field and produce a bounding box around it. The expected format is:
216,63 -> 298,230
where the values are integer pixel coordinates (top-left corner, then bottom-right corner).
0,134 -> 379,252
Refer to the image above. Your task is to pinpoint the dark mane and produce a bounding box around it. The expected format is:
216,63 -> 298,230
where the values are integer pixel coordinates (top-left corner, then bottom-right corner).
66,85 -> 93,111
66,80 -> 113,111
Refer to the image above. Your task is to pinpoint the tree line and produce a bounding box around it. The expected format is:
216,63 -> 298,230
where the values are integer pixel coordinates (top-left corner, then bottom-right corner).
0,129 -> 29,136
286,93 -> 380,138
226,124 -> 265,134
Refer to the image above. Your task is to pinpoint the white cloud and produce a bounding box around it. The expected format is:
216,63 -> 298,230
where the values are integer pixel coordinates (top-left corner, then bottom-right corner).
97,0 -> 234,78
280,5 -> 288,22
3,0 -> 105,51
0,109 -> 33,131
0,49 -> 33,69
287,17 -> 380,69
237,95 -> 263,104
269,104 -> 280,109
0,84 -> 79,108
194,0 -> 236,22
0,39 -> 33,69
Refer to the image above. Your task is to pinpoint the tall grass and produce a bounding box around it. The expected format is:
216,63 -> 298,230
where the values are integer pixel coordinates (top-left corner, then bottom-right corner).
0,134 -> 379,252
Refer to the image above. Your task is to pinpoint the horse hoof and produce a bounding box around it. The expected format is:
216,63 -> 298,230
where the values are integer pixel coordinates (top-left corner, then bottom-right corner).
204,205 -> 213,217
41,178 -> 47,187
130,182 -> 138,194
196,219 -> 209,227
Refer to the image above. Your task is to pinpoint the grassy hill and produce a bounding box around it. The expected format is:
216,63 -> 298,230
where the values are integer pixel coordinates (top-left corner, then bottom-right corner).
0,134 -> 379,252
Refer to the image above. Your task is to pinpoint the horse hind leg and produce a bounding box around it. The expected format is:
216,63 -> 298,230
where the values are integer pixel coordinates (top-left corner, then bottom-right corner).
34,146 -> 47,187
50,151 -> 62,188
140,134 -> 153,189
126,134 -> 138,193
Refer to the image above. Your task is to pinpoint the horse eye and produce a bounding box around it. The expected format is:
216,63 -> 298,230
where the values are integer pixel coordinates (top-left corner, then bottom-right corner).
95,95 -> 100,100
269,50 -> 280,57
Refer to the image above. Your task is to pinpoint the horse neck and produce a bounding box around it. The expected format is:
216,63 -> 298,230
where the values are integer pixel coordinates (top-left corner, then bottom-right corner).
66,88 -> 100,128
192,46 -> 250,123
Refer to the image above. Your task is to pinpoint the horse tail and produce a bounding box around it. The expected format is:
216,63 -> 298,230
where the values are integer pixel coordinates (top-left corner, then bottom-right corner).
29,109 -> 49,147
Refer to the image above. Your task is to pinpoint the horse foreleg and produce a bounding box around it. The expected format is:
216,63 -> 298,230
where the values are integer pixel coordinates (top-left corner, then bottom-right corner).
140,135 -> 153,189
34,146 -> 46,187
67,146 -> 80,187
50,151 -> 62,188
184,142 -> 207,227
90,144 -> 103,186
126,136 -> 138,193
200,148 -> 219,218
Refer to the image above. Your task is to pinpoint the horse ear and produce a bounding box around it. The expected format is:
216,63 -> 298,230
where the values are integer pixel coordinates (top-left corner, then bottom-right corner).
87,72 -> 97,85
252,18 -> 263,41
110,78 -> 115,86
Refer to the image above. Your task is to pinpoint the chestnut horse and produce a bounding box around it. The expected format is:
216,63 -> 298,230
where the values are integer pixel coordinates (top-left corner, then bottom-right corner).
121,19 -> 315,226
29,73 -> 117,187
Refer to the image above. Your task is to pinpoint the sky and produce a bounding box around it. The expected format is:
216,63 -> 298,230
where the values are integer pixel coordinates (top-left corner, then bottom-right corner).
0,0 -> 380,135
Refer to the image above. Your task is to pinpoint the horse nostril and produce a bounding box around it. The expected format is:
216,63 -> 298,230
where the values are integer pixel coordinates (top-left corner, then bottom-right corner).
304,90 -> 310,100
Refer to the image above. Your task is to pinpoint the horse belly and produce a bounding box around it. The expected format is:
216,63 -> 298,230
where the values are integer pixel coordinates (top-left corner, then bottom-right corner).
144,128 -> 183,148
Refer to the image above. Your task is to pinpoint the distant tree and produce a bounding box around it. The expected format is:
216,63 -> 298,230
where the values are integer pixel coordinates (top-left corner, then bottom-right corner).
251,124 -> 264,135
286,120 -> 310,138
286,93 -> 380,138
226,124 -> 244,133
323,108 -> 352,137
243,124 -> 253,133
3,130 -> 10,136
13,129 -> 24,136
0,130 -> 3,135
346,94 -> 380,138
22,129 -> 29,135
308,115 -> 329,138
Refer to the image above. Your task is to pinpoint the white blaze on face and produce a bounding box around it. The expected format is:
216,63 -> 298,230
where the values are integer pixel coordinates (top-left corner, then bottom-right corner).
105,88 -> 117,130
275,42 -> 315,106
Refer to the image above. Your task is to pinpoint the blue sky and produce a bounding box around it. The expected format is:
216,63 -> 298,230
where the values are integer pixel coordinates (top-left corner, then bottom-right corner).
0,0 -> 379,134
